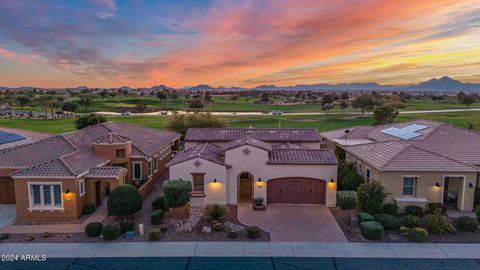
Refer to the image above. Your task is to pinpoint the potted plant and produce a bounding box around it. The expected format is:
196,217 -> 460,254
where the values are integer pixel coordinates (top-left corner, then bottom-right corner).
253,197 -> 265,210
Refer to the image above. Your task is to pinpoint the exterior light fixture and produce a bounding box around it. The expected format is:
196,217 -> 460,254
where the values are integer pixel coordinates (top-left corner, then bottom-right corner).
435,182 -> 441,187
469,183 -> 474,188
213,179 -> 217,183
330,179 -> 335,183
257,178 -> 262,182
65,189 -> 70,194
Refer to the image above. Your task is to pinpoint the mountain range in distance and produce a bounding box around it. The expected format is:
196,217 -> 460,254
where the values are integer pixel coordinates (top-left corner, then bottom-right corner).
2,76 -> 480,92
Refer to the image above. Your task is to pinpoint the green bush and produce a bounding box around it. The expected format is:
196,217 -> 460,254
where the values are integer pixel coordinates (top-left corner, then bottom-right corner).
206,204 -> 228,221
163,180 -> 192,208
476,206 -> 480,222
407,228 -> 428,242
151,209 -> 165,225
82,203 -> 96,215
227,230 -> 238,238
399,226 -> 409,234
213,222 -> 224,231
247,226 -> 261,239
457,216 -> 478,232
383,203 -> 398,216
359,212 -> 374,222
426,209 -> 451,235
85,222 -> 103,237
404,215 -> 420,228
102,224 -> 121,241
74,113 -> 107,129
474,187 -> 480,206
0,233 -> 9,241
357,182 -> 387,214
360,221 -> 384,241
428,203 -> 447,214
337,191 -> 357,210
373,213 -> 400,230
149,228 -> 162,241
107,184 -> 143,217
119,220 -> 135,233
341,170 -> 364,191
152,195 -> 167,211
405,205 -> 424,217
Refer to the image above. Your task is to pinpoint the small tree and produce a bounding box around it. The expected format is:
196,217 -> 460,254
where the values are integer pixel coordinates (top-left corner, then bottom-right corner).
351,93 -> 376,114
163,180 -> 192,208
74,113 -> 107,129
461,94 -> 476,109
62,101 -> 79,117
337,191 -> 357,226
156,91 -> 168,102
107,184 -> 143,217
260,92 -> 270,103
321,94 -> 334,106
321,103 -> 335,115
16,96 -> 31,109
341,170 -> 364,191
357,181 -> 387,214
165,112 -> 226,136
373,105 -> 398,125
135,103 -> 147,116
190,98 -> 204,109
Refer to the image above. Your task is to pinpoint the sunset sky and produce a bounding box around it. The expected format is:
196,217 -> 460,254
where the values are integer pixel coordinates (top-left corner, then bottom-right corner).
0,0 -> 479,88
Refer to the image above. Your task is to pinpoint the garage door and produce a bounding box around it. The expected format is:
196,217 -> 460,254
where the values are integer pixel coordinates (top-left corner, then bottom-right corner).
267,177 -> 325,204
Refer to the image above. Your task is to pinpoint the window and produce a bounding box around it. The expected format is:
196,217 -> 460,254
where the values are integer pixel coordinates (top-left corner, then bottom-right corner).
366,168 -> 371,181
358,163 -> 362,175
192,173 -> 205,192
115,149 -> 126,158
29,183 -> 63,209
403,177 -> 416,196
154,155 -> 158,173
79,180 -> 86,197
148,159 -> 152,176
133,162 -> 142,180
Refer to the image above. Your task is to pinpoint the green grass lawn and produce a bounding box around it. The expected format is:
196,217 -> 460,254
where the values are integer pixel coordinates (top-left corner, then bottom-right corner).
1,111 -> 478,134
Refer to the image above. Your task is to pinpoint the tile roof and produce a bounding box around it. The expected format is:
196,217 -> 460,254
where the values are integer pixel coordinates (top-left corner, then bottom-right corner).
185,128 -> 320,142
166,143 -> 228,168
0,127 -> 51,150
92,132 -> 132,144
268,149 -> 338,165
221,137 -> 272,152
85,167 -> 127,178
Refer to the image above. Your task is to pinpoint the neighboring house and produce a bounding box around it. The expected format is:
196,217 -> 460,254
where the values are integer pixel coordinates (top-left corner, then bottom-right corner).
0,122 -> 180,220
320,120 -> 480,212
167,128 -> 338,207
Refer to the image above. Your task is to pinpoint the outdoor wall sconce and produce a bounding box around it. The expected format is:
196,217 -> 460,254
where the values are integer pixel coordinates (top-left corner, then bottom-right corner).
257,178 -> 262,183
330,178 -> 335,183
65,189 -> 70,194
469,183 -> 474,188
213,178 -> 217,183
435,182 -> 441,187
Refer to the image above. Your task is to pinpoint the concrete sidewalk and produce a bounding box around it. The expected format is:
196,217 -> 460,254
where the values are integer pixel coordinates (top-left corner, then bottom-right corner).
1,242 -> 480,259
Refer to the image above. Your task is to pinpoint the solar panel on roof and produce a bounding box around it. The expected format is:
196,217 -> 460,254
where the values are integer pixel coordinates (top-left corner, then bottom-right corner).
0,131 -> 26,145
380,124 -> 429,140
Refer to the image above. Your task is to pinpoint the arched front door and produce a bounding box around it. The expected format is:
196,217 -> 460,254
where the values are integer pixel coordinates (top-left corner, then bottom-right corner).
267,177 -> 326,204
237,172 -> 254,203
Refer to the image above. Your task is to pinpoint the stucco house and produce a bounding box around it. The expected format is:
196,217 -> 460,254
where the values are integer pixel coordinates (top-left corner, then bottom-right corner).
0,122 -> 180,220
320,120 -> 480,212
166,128 -> 338,207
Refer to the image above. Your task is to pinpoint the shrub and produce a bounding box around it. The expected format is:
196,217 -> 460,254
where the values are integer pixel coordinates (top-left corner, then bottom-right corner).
83,203 -> 96,215
399,226 -> 409,234
206,204 -> 228,221
253,197 -> 265,206
360,221 -> 384,241
227,230 -> 238,238
107,184 -> 143,217
407,228 -> 428,242
119,220 -> 135,233
149,228 -> 162,241
357,182 -> 387,214
0,233 -> 10,241
337,191 -> 357,210
359,212 -> 374,222
457,216 -> 478,232
341,170 -> 364,191
102,224 -> 121,241
163,180 -> 192,208
25,235 -> 35,241
405,205 -> 424,217
428,203 -> 447,214
152,196 -> 167,211
373,213 -> 400,230
404,215 -> 420,228
74,113 -> 107,129
247,226 -> 261,239
474,187 -> 480,206
383,203 -> 398,216
426,209 -> 451,235
85,222 -> 103,237
213,222 -> 224,231
476,206 -> 480,222
151,209 -> 165,225
447,224 -> 456,234
160,226 -> 168,233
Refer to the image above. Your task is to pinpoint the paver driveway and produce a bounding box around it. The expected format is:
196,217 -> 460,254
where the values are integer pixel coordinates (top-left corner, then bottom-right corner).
237,204 -> 347,242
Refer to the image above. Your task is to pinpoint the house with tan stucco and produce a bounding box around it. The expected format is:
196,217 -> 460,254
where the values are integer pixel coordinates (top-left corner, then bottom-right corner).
0,122 -> 180,220
320,120 -> 480,212
166,128 -> 338,207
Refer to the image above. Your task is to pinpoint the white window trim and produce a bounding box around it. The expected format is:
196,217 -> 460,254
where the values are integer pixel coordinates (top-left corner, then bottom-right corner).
27,182 -> 64,212
154,155 -> 158,173
79,179 -> 86,197
402,175 -> 418,197
148,158 -> 153,177
132,161 -> 142,180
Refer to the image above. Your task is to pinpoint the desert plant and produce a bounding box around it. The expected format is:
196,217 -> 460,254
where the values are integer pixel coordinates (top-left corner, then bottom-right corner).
247,226 -> 261,239
359,212 -> 374,223
102,224 -> 121,241
360,221 -> 384,241
405,205 -> 424,217
0,233 -> 9,241
426,209 -> 451,235
399,226 -> 409,234
151,209 -> 165,225
25,235 -> 35,241
253,197 -> 265,206
357,182 -> 387,214
457,216 -> 479,232
407,228 -> 428,242
82,203 -> 96,215
43,232 -> 51,238
404,215 -> 420,228
227,230 -> 238,238
206,204 -> 228,221
163,180 -> 192,208
119,220 -> 135,233
383,203 -> 399,216
373,213 -> 400,230
107,184 -> 143,217
337,191 -> 357,226
152,195 -> 168,211
149,228 -> 162,241
85,222 -> 103,237
428,203 -> 447,214
213,222 -> 225,231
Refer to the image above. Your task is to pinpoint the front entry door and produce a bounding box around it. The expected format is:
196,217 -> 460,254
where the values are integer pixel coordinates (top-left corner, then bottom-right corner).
95,181 -> 103,206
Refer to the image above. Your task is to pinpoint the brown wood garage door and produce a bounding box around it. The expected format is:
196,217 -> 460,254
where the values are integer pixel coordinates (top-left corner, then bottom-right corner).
267,177 -> 325,204
0,177 -> 16,204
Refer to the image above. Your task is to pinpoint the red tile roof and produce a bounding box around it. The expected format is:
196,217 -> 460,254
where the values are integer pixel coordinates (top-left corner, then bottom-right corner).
185,128 -> 320,142
166,143 -> 228,168
85,167 -> 127,178
268,149 -> 337,165
92,132 -> 132,144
